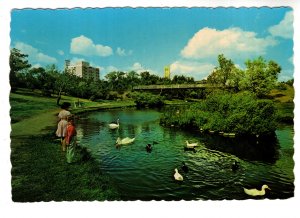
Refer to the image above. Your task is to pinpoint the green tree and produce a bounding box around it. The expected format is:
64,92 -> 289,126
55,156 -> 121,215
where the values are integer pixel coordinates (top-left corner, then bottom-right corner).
140,71 -> 160,85
172,75 -> 195,84
241,57 -> 281,97
10,48 -> 31,91
207,54 -> 235,87
227,67 -> 245,92
26,67 -> 45,91
54,72 -> 70,105
105,71 -> 126,92
126,71 -> 140,90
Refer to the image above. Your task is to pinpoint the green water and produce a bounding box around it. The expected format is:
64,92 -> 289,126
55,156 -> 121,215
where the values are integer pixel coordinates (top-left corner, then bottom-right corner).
76,109 -> 294,200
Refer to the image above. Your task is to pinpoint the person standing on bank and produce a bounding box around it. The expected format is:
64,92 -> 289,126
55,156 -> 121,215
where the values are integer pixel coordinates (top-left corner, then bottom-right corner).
65,117 -> 77,163
56,102 -> 72,151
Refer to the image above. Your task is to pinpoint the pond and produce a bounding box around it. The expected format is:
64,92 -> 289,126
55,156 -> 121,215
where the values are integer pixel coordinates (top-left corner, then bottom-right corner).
76,108 -> 294,200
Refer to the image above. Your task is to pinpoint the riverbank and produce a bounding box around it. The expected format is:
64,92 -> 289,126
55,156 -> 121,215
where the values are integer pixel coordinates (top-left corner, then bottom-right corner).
10,91 -> 134,201
10,86 -> 293,201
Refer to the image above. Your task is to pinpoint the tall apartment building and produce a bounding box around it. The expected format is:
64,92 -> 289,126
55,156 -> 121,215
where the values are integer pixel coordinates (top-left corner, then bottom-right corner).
164,66 -> 170,79
64,60 -> 100,81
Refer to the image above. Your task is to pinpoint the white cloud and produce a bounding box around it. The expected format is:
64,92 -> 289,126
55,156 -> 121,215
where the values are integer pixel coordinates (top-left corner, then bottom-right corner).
269,11 -> 293,39
129,62 -> 158,74
181,27 -> 277,60
14,41 -> 57,64
57,50 -> 64,55
106,65 -> 119,73
289,56 -> 293,64
116,47 -> 133,56
69,57 -> 86,65
131,62 -> 144,72
70,35 -> 113,57
170,60 -> 215,80
278,69 -> 294,82
32,63 -> 42,68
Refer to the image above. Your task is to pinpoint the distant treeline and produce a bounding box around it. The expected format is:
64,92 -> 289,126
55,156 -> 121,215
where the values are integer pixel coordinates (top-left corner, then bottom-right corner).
10,48 -> 292,103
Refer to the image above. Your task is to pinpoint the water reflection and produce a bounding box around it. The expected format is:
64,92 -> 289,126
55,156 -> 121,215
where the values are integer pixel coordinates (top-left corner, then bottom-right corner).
202,134 -> 280,163
76,109 -> 294,200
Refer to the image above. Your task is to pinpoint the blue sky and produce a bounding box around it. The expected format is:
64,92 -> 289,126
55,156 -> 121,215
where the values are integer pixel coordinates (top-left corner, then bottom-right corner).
10,7 -> 293,81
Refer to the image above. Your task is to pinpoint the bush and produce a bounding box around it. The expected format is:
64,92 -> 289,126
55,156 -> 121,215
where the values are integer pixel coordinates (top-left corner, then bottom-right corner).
131,92 -> 165,108
160,91 -> 278,136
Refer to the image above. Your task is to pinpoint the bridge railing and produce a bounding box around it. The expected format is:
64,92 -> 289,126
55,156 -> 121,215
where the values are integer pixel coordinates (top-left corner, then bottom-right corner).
133,84 -> 223,90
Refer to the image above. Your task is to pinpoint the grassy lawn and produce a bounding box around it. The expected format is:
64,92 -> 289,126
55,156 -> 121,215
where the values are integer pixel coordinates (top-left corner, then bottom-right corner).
11,133 -> 120,201
269,85 -> 294,124
10,89 -> 134,201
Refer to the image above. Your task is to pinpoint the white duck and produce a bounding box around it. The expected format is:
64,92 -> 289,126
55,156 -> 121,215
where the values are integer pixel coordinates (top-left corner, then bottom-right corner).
185,140 -> 198,149
243,184 -> 271,196
109,119 -> 119,129
116,137 -> 135,145
174,168 -> 183,181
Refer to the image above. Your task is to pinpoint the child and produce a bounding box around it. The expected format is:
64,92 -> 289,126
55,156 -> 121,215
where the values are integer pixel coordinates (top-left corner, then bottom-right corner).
56,102 -> 72,151
65,117 -> 77,163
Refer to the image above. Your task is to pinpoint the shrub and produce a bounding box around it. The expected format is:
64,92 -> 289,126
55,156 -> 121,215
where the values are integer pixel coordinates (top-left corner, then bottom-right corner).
131,92 -> 165,108
160,91 -> 278,136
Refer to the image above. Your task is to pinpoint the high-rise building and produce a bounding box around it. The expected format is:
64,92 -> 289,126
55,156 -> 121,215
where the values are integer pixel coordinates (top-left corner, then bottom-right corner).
64,60 -> 100,81
164,66 -> 170,79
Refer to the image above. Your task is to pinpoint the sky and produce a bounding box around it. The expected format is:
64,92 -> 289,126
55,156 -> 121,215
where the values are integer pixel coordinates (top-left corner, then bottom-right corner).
10,7 -> 294,81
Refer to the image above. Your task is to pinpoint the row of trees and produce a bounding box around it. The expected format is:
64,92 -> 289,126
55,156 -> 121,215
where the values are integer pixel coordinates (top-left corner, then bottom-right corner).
10,48 -> 290,102
9,48 -> 196,102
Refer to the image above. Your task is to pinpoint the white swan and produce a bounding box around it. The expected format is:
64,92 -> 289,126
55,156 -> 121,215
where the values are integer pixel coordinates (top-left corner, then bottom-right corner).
174,168 -> 183,181
116,137 -> 135,145
243,184 -> 271,196
109,119 -> 119,129
185,140 -> 198,149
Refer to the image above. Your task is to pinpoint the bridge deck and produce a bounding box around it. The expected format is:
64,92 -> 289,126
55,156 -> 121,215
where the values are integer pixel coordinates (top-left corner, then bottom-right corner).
133,84 -> 222,90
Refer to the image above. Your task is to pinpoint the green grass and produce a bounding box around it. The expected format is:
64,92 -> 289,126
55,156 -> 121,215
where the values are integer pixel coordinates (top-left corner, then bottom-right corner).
269,85 -> 294,124
11,132 -> 120,202
10,90 -> 135,124
10,93 -> 58,123
269,85 -> 294,103
10,89 -> 135,201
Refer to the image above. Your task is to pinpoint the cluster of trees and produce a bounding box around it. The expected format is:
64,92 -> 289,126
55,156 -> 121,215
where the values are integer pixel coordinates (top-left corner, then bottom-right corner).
10,48 -> 292,136
129,92 -> 165,108
10,48 -> 288,102
9,48 -> 195,102
207,54 -> 282,97
160,91 -> 278,136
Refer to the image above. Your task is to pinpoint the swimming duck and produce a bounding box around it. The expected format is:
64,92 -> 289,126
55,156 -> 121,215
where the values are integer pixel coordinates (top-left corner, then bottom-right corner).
185,140 -> 198,149
174,168 -> 183,181
181,162 -> 189,173
231,160 -> 239,172
146,144 -> 152,153
116,137 -> 135,145
109,119 -> 119,129
243,184 -> 271,196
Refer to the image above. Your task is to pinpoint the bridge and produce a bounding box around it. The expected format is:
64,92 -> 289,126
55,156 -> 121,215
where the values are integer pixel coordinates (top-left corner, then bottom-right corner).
133,84 -> 223,90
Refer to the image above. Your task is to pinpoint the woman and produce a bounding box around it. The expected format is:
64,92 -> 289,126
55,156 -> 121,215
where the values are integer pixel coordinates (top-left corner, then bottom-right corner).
56,102 -> 71,151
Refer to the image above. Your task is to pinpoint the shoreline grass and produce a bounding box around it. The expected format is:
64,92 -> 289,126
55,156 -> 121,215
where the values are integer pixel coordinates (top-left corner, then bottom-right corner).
11,132 -> 120,201
10,91 -> 131,202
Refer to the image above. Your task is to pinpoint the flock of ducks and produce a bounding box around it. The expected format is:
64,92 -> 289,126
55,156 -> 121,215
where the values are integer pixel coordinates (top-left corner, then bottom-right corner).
109,118 -> 271,197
